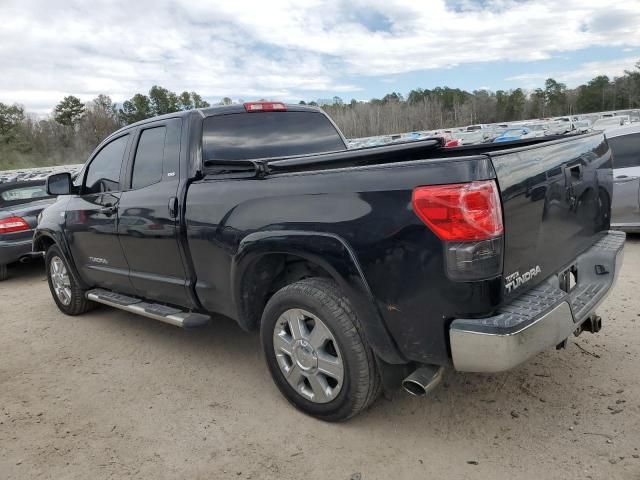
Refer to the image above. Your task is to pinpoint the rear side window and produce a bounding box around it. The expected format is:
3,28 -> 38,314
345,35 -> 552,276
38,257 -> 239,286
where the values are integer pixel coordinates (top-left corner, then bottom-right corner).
202,112 -> 346,161
131,127 -> 166,189
84,135 -> 129,194
608,133 -> 640,169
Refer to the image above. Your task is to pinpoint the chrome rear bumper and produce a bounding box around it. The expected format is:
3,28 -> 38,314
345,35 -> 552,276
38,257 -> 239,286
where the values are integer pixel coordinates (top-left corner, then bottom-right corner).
450,231 -> 626,372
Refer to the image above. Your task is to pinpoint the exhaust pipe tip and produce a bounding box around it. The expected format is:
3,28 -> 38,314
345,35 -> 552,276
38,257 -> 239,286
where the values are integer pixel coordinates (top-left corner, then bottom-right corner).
402,379 -> 429,396
402,365 -> 444,397
19,251 -> 44,264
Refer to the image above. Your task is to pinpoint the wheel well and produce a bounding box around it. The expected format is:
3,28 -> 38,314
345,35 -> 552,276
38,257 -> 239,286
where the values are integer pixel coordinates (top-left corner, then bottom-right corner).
34,235 -> 55,253
239,254 -> 333,331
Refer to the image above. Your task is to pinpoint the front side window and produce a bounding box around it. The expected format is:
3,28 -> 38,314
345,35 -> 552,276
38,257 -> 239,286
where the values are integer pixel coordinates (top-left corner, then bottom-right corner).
131,126 -> 167,189
609,133 -> 640,169
84,135 -> 129,194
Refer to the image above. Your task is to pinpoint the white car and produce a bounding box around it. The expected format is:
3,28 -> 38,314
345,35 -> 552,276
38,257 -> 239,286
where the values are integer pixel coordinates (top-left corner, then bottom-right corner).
593,116 -> 628,132
608,123 -> 640,232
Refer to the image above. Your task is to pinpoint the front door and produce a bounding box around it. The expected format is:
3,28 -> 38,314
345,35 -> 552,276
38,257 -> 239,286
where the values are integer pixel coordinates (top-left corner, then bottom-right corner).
609,132 -> 640,228
65,133 -> 135,292
117,119 -> 191,307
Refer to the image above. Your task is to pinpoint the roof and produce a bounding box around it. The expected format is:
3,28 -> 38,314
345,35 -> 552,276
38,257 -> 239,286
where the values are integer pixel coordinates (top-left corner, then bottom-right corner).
0,179 -> 47,192
605,123 -> 640,139
104,103 -> 325,144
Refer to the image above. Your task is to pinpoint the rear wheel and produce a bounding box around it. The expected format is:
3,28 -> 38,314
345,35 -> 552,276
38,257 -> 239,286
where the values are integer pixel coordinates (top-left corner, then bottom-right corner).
261,278 -> 381,421
0,264 -> 7,281
45,245 -> 94,315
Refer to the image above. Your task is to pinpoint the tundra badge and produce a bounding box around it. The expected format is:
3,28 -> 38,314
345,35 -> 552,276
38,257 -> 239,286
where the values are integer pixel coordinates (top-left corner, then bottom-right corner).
89,256 -> 108,265
505,266 -> 541,293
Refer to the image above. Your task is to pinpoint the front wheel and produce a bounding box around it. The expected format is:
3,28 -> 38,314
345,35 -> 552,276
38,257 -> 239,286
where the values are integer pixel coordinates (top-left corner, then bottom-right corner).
45,245 -> 94,315
260,278 -> 381,421
0,264 -> 7,281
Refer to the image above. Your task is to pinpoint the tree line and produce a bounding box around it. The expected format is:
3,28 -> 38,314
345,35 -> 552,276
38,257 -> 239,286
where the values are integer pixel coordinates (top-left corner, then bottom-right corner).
0,86 -> 212,170
317,62 -> 640,138
1,62 -> 639,170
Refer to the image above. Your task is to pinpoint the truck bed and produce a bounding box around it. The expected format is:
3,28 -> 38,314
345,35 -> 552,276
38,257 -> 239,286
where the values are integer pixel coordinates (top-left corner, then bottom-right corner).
189,131 -> 613,365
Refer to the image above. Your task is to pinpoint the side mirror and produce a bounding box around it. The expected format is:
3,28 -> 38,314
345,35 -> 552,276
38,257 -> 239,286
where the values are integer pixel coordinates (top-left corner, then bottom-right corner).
46,172 -> 73,196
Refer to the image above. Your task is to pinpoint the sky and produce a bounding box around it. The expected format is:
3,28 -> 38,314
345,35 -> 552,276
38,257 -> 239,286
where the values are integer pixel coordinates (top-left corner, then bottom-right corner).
1,0 -> 640,115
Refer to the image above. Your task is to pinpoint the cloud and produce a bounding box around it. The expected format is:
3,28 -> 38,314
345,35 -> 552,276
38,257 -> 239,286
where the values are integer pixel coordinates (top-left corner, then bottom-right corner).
1,0 -> 640,112
506,56 -> 640,87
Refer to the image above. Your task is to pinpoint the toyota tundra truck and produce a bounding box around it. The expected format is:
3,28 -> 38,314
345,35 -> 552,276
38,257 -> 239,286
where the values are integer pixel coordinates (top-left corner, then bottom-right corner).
35,102 -> 624,421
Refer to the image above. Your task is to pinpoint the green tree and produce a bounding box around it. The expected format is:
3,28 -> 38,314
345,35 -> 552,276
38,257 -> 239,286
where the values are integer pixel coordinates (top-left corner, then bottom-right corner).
0,103 -> 25,143
148,85 -> 179,115
119,94 -> 152,124
577,75 -> 611,113
178,91 -> 194,110
80,95 -> 121,147
544,78 -> 567,116
505,88 -> 526,120
190,92 -> 210,108
528,88 -> 546,118
54,96 -> 85,127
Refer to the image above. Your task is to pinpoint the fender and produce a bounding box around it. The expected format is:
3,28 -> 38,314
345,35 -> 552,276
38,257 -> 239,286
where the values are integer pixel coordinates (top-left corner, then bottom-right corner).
232,230 -> 406,364
33,227 -> 89,291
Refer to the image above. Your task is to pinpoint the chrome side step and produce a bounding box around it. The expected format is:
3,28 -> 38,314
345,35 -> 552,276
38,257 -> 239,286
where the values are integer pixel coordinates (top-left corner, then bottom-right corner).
86,288 -> 210,328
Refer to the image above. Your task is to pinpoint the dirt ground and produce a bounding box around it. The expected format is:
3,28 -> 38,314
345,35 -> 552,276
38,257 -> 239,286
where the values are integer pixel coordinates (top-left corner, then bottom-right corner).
1,238 -> 639,480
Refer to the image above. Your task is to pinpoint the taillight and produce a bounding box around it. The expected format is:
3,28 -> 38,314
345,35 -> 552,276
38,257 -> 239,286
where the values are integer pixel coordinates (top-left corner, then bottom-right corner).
413,181 -> 504,281
243,101 -> 287,112
412,181 -> 503,241
445,139 -> 461,148
0,216 -> 30,234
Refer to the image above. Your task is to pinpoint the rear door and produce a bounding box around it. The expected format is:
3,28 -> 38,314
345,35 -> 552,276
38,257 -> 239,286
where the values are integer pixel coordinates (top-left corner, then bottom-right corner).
117,118 -> 191,307
490,133 -> 613,299
608,132 -> 640,229
65,133 -> 135,292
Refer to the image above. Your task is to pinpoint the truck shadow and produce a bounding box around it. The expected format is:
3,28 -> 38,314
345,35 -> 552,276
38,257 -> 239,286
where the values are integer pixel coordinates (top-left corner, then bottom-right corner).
80,297 -> 629,438
11,239 -> 634,436
2,259 -> 46,283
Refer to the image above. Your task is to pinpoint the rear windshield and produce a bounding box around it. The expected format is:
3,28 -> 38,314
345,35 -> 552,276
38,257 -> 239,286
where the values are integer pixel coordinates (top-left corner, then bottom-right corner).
0,183 -> 50,206
202,111 -> 346,161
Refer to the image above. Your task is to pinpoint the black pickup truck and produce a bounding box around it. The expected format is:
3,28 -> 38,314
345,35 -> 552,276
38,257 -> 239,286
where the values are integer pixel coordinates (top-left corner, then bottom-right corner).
36,102 -> 624,421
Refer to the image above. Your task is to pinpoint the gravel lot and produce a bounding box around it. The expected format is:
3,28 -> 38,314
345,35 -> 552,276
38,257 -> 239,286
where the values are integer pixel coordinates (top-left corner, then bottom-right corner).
1,237 -> 639,480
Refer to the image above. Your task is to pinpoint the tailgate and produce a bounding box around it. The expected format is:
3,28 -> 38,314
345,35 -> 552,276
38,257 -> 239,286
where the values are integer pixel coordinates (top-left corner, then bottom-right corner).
490,133 -> 613,299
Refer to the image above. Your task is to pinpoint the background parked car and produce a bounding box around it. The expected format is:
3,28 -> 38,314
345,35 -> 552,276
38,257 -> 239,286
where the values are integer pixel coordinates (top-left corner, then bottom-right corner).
608,124 -> 640,232
523,123 -> 550,137
0,180 -> 55,280
593,116 -> 628,131
492,127 -> 532,142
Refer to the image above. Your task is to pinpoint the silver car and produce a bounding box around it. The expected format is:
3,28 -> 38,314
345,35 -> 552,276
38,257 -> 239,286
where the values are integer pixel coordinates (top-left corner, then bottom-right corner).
609,124 -> 640,232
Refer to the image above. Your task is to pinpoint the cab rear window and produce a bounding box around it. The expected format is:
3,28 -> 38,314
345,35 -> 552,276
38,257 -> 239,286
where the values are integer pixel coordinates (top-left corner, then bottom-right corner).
202,111 -> 346,161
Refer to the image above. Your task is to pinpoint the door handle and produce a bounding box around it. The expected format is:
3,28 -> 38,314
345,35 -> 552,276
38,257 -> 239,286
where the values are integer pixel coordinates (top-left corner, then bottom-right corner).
168,197 -> 178,218
99,205 -> 118,216
614,175 -> 639,184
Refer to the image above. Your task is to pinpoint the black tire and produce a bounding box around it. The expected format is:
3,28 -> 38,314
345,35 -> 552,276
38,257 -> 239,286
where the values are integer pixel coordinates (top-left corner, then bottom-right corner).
45,245 -> 95,315
260,277 -> 381,421
0,264 -> 7,281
